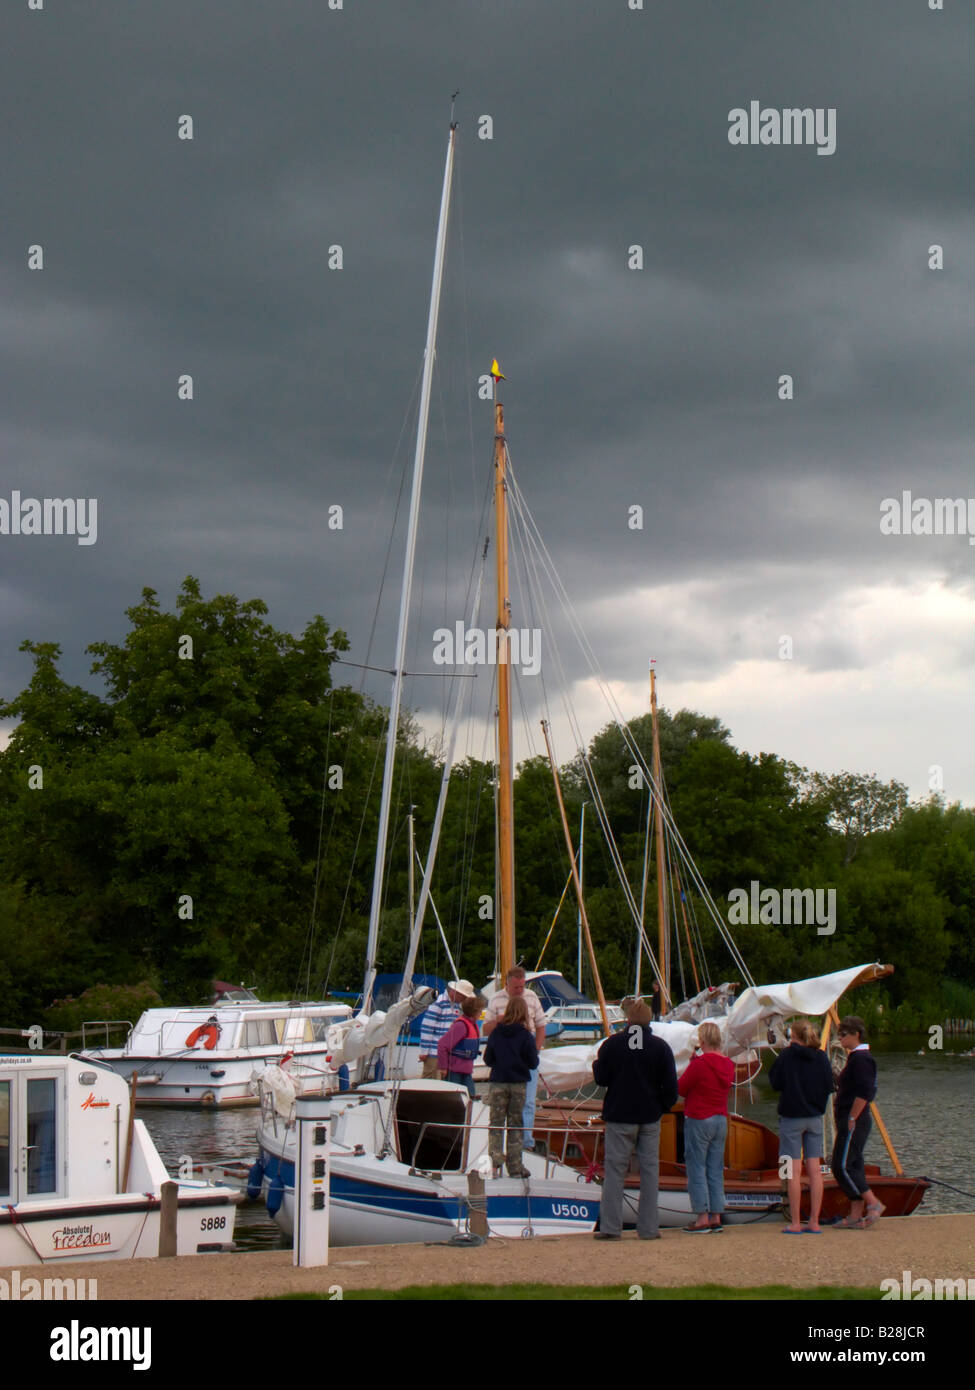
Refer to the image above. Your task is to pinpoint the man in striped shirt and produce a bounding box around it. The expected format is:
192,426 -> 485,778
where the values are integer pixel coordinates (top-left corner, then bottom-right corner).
419,980 -> 475,1079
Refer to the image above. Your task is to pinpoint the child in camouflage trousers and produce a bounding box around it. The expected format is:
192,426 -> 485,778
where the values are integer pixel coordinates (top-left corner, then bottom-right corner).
483,995 -> 540,1177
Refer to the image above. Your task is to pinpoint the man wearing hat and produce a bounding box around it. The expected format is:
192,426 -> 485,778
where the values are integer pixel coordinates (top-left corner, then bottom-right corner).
591,996 -> 678,1240
419,979 -> 476,1079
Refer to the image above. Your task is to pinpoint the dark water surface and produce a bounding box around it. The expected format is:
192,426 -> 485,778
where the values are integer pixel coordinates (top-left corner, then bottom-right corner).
145,1106 -> 287,1251
142,1036 -> 974,1251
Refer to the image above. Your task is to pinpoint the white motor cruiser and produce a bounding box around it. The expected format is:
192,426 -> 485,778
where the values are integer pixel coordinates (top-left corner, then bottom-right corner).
0,1054 -> 241,1264
79,1000 -> 354,1106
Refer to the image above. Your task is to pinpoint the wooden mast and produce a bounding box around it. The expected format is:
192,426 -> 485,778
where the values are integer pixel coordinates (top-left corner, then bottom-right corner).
541,720 -> 612,1038
494,371 -> 515,981
650,664 -> 670,1008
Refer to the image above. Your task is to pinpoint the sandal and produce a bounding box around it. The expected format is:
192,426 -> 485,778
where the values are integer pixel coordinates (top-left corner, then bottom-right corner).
835,1215 -> 867,1229
862,1202 -> 886,1226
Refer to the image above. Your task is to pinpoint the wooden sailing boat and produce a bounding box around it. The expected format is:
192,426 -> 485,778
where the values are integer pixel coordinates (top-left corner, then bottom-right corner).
530,661 -> 930,1222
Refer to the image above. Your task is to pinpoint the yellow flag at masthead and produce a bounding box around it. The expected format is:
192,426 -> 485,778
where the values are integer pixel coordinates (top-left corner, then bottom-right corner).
490,358 -> 505,381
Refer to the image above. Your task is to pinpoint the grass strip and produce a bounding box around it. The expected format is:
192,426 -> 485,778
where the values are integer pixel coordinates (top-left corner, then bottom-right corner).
272,1282 -> 882,1301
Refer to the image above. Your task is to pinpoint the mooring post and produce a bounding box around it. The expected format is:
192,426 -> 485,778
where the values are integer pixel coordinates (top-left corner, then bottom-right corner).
159,1180 -> 178,1257
467,1169 -> 489,1237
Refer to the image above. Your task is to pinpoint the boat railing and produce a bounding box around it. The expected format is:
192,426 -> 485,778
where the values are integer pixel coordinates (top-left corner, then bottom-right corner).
531,1118 -> 606,1172
402,1117 -> 602,1184
257,1082 -> 606,1183
80,1019 -> 133,1051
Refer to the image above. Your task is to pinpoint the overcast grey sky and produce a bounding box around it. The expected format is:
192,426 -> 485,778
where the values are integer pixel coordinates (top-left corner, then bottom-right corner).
2,0 -> 973,802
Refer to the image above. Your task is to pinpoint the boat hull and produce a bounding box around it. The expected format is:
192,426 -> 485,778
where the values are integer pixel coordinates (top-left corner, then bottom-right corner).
533,1100 -> 929,1221
78,1048 -> 338,1107
0,1185 -> 241,1265
258,1143 -> 600,1246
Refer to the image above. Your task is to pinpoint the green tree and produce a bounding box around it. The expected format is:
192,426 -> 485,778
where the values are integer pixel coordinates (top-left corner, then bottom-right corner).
805,771 -> 909,865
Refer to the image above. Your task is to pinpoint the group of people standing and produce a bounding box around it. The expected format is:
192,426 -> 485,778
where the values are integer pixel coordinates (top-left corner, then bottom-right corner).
418,966 -> 546,1177
421,975 -> 884,1236
591,1002 -> 883,1238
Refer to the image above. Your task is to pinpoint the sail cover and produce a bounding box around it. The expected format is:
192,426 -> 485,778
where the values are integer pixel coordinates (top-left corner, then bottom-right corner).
324,986 -> 438,1067
720,962 -> 877,1055
538,962 -> 880,1093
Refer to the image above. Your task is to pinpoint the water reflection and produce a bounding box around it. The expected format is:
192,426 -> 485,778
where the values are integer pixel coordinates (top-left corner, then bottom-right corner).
142,1106 -> 287,1251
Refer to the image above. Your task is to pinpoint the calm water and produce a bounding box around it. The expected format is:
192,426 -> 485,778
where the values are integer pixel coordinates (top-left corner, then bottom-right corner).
143,1037 -> 975,1251
145,1106 -> 287,1251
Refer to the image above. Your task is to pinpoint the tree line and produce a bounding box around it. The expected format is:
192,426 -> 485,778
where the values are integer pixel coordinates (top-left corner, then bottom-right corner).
1,578 -> 972,1032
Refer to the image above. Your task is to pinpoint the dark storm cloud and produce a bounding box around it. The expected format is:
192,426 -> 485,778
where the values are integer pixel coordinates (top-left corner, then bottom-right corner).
2,1 -> 973,793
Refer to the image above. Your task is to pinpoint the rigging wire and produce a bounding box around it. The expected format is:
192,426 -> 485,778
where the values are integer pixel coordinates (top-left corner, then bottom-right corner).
503,458 -> 754,989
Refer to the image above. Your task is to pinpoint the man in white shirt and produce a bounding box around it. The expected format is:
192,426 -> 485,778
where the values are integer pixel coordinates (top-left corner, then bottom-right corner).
483,966 -> 546,1149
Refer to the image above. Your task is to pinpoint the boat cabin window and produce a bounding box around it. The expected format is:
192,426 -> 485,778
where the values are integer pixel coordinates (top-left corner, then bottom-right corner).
242,1019 -> 279,1047
27,1077 -> 58,1196
394,1089 -> 468,1172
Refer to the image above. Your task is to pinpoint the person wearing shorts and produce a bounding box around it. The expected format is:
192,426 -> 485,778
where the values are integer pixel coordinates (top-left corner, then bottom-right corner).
769,1018 -> 835,1233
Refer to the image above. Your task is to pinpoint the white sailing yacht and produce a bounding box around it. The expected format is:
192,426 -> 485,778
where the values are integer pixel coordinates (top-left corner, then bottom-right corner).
253,114 -> 603,1245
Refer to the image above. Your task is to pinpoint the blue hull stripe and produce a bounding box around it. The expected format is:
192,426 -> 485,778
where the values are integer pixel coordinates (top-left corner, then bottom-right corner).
261,1150 -> 598,1223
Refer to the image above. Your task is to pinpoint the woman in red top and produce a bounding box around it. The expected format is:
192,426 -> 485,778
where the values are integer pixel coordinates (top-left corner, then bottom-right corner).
678,1020 -> 735,1232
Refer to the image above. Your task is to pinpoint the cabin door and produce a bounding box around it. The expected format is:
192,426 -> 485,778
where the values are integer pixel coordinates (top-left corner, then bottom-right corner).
2,1071 -> 63,1203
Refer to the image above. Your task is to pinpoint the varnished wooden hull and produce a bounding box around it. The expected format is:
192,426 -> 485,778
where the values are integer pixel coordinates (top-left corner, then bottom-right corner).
533,1100 -> 930,1219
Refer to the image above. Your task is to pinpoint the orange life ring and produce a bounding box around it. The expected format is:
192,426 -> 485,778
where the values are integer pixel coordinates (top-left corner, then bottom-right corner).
185,1023 -> 221,1050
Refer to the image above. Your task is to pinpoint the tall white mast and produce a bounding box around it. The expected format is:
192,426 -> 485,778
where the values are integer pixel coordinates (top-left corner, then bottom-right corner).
361,120 -> 457,1011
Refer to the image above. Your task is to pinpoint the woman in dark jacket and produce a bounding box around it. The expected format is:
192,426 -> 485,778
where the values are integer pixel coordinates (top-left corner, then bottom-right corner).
483,996 -> 539,1177
769,1018 -> 834,1233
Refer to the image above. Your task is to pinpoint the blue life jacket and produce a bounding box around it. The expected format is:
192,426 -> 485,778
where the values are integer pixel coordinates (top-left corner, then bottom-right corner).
448,1016 -> 481,1063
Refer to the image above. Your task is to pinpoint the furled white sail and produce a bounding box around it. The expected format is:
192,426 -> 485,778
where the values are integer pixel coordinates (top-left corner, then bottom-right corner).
537,962 -> 879,1093
324,987 -> 438,1068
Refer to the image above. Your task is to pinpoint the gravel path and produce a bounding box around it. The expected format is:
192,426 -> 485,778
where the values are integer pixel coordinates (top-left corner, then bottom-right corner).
4,1213 -> 973,1299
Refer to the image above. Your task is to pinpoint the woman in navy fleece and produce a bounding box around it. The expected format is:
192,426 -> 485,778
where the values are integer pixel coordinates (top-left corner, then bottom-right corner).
769,1017 -> 834,1233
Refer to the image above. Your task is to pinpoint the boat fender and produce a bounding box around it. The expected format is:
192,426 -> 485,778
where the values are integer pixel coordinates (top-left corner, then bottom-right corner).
267,1173 -> 285,1217
246,1159 -> 266,1201
337,1064 -> 350,1092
